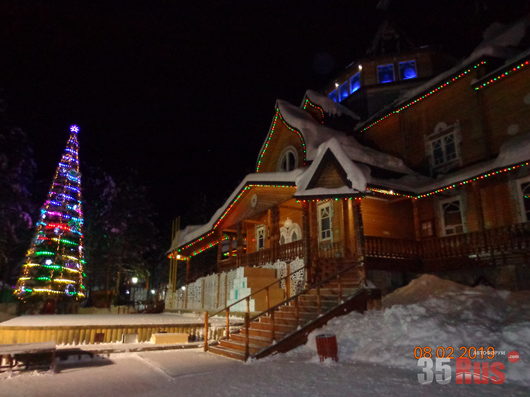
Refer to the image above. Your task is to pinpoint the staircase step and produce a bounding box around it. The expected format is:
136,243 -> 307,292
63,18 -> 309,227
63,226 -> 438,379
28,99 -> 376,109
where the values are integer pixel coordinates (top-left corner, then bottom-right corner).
260,315 -> 299,326
241,326 -> 291,339
230,333 -> 272,347
250,321 -> 294,332
219,339 -> 262,354
208,345 -> 247,361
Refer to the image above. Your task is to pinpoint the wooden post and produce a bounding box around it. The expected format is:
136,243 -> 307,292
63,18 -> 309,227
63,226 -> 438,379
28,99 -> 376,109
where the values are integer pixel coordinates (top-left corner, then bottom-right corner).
244,312 -> 250,361
285,262 -> 291,299
184,258 -> 190,309
225,308 -> 230,339
342,199 -> 351,258
236,222 -> 243,266
266,286 -> 270,311
216,230 -> 223,265
302,201 -> 312,285
412,199 -> 421,241
294,296 -> 300,324
352,199 -> 365,263
316,286 -> 321,315
204,311 -> 209,352
271,206 -> 280,260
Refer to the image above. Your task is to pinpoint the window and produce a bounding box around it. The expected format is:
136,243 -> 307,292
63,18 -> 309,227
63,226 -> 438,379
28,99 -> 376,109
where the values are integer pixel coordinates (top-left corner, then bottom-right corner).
318,202 -> 332,241
440,198 -> 464,235
377,64 -> 395,83
399,60 -> 417,80
431,134 -> 457,166
278,147 -> 298,172
256,225 -> 266,250
328,90 -> 338,103
339,82 -> 349,102
427,122 -> 461,171
420,220 -> 434,237
350,72 -> 361,94
517,176 -> 530,222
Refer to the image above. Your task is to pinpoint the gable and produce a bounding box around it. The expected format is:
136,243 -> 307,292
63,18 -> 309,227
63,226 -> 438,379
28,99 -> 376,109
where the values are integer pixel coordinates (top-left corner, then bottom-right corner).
256,108 -> 307,173
307,149 -> 352,189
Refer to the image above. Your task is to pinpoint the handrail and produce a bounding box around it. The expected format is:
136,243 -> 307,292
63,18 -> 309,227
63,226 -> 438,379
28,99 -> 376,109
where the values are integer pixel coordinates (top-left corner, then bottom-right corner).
203,260 -> 362,356
248,261 -> 361,323
209,265 -> 305,319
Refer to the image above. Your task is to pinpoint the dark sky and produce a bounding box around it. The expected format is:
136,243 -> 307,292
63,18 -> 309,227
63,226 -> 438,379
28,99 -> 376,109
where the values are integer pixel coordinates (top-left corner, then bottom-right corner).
0,0 -> 527,239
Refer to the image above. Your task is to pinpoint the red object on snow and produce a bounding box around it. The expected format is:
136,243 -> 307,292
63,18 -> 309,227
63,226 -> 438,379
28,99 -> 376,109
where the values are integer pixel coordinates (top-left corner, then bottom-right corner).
315,334 -> 338,362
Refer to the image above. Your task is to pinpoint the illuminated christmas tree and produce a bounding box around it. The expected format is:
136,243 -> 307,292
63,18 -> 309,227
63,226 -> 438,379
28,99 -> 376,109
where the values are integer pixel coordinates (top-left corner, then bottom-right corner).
14,125 -> 86,302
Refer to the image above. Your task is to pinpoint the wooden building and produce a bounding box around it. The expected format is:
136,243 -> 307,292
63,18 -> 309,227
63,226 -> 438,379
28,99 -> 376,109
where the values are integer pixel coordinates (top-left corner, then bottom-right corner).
169,19 -> 530,293
164,18 -> 530,360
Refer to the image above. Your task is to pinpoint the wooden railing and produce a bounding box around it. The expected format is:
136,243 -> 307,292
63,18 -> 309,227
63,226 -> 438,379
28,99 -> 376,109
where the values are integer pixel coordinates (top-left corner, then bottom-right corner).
220,240 -> 304,269
317,241 -> 345,259
364,222 -> 530,260
203,262 -> 363,360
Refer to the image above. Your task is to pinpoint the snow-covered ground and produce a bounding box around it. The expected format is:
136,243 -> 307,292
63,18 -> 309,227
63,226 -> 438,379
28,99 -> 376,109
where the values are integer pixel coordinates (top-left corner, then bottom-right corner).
296,275 -> 530,386
1,348 -> 528,397
1,275 -> 528,396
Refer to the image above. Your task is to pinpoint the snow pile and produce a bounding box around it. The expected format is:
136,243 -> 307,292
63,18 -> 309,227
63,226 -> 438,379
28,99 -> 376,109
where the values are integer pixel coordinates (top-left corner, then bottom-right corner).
296,275 -> 530,386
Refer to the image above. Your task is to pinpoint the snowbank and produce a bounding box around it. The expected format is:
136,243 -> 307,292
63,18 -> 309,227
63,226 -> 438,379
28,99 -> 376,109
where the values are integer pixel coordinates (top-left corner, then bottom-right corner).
292,275 -> 530,386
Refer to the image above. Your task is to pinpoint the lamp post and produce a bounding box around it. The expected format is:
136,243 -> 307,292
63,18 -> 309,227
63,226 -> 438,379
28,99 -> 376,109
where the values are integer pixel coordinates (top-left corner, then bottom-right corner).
131,276 -> 138,311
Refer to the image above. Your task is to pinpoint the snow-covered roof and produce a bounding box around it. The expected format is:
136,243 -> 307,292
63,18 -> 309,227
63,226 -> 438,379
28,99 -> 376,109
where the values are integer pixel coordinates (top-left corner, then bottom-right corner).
169,170 -> 302,251
295,138 -> 368,198
369,131 -> 530,195
359,16 -> 530,131
276,99 -> 413,174
303,89 -> 360,120
465,17 -> 529,65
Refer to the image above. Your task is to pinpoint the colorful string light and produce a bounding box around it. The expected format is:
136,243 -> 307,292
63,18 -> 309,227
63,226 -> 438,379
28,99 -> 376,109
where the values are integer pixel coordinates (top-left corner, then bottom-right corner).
256,107 -> 307,172
361,61 -> 487,132
474,59 -> 530,90
14,125 -> 86,301
302,98 -> 325,124
173,183 -> 295,256
368,161 -> 529,199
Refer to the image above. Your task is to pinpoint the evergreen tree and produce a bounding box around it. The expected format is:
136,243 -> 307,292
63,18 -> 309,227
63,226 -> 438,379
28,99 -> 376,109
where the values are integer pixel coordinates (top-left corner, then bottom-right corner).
0,99 -> 36,299
83,168 -> 164,300
14,125 -> 86,302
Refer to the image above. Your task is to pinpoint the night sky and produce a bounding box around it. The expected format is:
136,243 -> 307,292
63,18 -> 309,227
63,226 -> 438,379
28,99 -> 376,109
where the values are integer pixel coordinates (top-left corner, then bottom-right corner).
0,1 -> 527,240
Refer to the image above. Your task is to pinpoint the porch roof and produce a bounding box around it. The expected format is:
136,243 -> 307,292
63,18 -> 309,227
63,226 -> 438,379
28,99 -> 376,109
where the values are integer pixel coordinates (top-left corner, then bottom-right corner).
168,171 -> 301,256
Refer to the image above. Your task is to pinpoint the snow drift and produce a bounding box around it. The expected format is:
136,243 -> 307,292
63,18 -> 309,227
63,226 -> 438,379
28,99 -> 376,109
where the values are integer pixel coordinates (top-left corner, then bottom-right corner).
292,275 -> 530,386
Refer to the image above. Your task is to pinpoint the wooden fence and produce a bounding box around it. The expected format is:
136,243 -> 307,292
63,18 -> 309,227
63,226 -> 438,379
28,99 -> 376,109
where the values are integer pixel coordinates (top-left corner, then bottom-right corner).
0,322 -> 224,345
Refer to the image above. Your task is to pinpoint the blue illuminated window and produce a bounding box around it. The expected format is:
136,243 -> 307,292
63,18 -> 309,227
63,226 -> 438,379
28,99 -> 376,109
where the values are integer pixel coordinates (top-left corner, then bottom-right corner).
350,72 -> 361,94
339,82 -> 349,102
377,64 -> 395,84
399,60 -> 417,80
328,90 -> 338,103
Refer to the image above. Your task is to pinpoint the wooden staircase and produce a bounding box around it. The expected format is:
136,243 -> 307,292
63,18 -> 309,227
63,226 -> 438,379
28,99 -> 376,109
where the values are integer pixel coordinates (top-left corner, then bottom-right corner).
205,263 -> 379,361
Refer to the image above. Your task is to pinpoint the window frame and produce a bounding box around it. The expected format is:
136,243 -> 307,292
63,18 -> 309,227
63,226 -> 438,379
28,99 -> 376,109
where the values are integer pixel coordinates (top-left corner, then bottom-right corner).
255,225 -> 266,251
439,196 -> 465,236
317,201 -> 333,242
399,60 -> 418,80
516,175 -> 530,222
377,63 -> 395,84
277,146 -> 299,172
426,122 -> 462,172
349,72 -> 361,94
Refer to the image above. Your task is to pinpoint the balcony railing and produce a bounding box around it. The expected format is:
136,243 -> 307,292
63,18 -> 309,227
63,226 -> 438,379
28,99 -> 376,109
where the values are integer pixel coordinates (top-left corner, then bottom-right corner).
218,222 -> 529,270
365,222 -> 530,260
